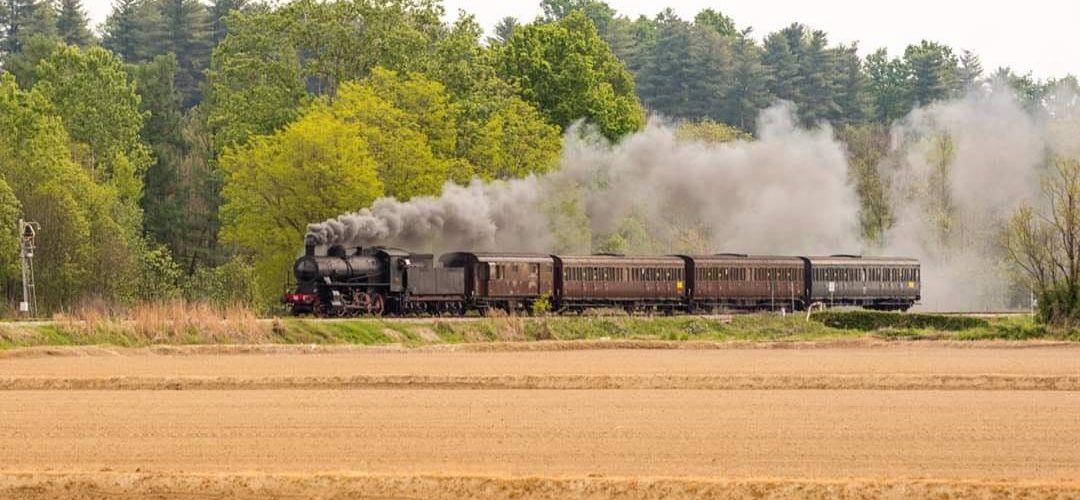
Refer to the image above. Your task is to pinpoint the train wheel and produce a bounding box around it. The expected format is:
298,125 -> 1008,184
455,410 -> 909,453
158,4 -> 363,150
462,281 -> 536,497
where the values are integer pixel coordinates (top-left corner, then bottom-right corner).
369,294 -> 385,316
346,293 -> 361,317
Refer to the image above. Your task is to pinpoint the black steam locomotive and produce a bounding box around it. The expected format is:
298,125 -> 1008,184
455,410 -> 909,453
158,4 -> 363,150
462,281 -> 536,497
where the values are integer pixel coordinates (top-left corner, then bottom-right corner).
284,239 -> 921,316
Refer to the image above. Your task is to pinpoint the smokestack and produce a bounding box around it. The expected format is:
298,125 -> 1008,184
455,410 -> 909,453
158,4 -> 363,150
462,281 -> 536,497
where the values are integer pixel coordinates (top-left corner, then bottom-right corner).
304,235 -> 317,257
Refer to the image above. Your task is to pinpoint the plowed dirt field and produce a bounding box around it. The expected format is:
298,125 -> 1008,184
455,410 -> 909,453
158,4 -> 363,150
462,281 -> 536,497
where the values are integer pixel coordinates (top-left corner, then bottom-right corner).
2,343 -> 1080,499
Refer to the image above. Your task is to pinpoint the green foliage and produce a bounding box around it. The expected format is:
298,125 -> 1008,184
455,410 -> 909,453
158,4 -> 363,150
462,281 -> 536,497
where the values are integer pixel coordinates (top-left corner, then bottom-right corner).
134,238 -> 183,301
156,0 -> 213,107
531,293 -> 552,315
595,215 -> 654,254
540,0 -> 615,34
101,0 -> 161,62
836,123 -> 892,242
498,10 -> 645,140
219,97 -> 385,302
675,119 -> 750,144
457,81 -> 562,180
1034,284 -> 1080,327
0,32 -> 57,87
0,74 -> 147,310
272,0 -> 443,96
204,8 -> 305,148
182,255 -> 259,308
331,70 -> 453,199
0,0 -> 55,55
489,16 -> 518,45
543,180 -> 592,253
209,0 -> 247,46
34,44 -> 151,196
762,24 -> 846,126
133,53 -> 186,252
865,48 -> 912,123
0,178 -> 22,283
903,40 -> 961,106
55,0 -> 93,46
810,310 -> 988,331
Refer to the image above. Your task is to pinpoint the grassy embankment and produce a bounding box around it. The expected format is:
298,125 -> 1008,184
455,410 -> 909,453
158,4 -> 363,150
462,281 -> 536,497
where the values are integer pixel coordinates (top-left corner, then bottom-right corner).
0,302 -> 1072,349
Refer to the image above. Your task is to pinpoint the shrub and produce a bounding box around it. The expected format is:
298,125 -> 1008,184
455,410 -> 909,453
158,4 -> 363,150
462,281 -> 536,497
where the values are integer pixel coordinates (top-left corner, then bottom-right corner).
811,310 -> 988,331
531,293 -> 552,315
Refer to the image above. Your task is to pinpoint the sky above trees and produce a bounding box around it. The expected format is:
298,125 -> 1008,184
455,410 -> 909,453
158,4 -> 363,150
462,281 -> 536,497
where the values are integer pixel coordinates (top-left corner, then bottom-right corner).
444,0 -> 1079,78
79,1 -> 1079,77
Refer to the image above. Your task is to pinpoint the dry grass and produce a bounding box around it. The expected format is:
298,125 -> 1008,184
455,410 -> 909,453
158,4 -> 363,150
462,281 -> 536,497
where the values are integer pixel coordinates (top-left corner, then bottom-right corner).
52,300 -> 272,344
485,309 -> 527,341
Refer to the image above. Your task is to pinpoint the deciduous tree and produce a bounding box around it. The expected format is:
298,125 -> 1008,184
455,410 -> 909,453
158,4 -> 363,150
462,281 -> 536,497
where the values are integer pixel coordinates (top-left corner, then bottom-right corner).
497,11 -> 644,140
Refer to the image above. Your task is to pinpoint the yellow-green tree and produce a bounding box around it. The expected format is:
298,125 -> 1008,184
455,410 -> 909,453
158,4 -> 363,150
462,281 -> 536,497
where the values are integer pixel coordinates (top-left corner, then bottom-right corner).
329,73 -> 454,200
219,106 -> 384,303
674,119 -> 750,144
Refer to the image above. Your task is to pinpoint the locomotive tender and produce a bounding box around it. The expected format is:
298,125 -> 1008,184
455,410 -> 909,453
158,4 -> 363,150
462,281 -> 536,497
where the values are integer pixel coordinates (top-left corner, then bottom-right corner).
284,239 -> 920,316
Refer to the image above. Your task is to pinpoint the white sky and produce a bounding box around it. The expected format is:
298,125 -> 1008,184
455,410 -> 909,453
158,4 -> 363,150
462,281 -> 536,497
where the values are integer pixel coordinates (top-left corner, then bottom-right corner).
84,0 -> 1078,78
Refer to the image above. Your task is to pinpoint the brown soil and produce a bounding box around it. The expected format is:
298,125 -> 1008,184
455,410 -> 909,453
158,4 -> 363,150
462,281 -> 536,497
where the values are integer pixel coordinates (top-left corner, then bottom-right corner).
3,345 -> 1080,499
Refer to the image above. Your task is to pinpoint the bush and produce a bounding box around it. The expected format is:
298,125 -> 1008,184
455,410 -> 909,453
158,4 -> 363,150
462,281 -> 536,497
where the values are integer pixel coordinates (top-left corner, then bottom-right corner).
531,293 -> 552,315
182,256 -> 260,310
1035,285 -> 1080,327
811,310 -> 988,331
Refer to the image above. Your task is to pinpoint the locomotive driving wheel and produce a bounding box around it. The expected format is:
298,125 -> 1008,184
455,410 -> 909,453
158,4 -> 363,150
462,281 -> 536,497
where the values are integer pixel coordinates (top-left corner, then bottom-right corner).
369,294 -> 385,316
315,302 -> 334,318
351,292 -> 372,317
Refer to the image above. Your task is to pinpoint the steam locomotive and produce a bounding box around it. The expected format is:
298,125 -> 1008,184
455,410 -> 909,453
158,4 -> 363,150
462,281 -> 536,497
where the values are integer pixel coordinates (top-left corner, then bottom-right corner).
284,238 -> 920,316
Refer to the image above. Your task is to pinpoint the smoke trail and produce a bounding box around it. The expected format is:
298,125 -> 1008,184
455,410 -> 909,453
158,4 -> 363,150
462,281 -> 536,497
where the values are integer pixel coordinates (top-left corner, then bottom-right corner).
306,103 -> 862,256
306,85 -> 1080,311
881,81 -> 1080,310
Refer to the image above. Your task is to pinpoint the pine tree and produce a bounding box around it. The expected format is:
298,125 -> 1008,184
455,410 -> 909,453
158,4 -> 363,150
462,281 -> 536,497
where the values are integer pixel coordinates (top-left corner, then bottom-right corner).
156,0 -> 211,107
685,24 -> 733,121
797,30 -> 839,125
865,48 -> 912,123
489,16 -> 517,45
135,53 -> 188,256
209,0 -> 245,46
635,12 -> 694,118
56,0 -> 92,46
102,0 -> 162,62
1,0 -> 55,55
723,34 -> 771,131
832,44 -> 868,125
903,40 -> 960,106
762,27 -> 801,105
958,49 -> 982,89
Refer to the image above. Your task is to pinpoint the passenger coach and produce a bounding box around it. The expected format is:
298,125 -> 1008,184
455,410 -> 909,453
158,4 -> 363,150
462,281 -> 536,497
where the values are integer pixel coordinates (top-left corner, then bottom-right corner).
685,254 -> 806,311
806,256 -> 920,310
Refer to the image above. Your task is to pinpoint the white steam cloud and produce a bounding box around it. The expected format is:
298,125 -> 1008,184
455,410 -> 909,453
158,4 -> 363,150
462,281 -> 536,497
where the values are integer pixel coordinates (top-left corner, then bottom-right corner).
306,85 -> 1080,311
306,103 -> 861,256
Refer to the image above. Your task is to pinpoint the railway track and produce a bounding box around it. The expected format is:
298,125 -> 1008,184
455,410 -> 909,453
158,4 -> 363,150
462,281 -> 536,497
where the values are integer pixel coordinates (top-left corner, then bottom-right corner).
0,310 -> 1031,328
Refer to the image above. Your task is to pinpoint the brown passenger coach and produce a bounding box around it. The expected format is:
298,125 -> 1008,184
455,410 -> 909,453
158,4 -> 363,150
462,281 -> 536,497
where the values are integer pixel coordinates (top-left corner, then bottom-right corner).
555,255 -> 686,312
686,255 -> 806,311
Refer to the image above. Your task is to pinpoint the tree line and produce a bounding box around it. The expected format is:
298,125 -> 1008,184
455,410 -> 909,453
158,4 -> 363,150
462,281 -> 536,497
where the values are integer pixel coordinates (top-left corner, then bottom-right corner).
0,0 -> 1075,316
